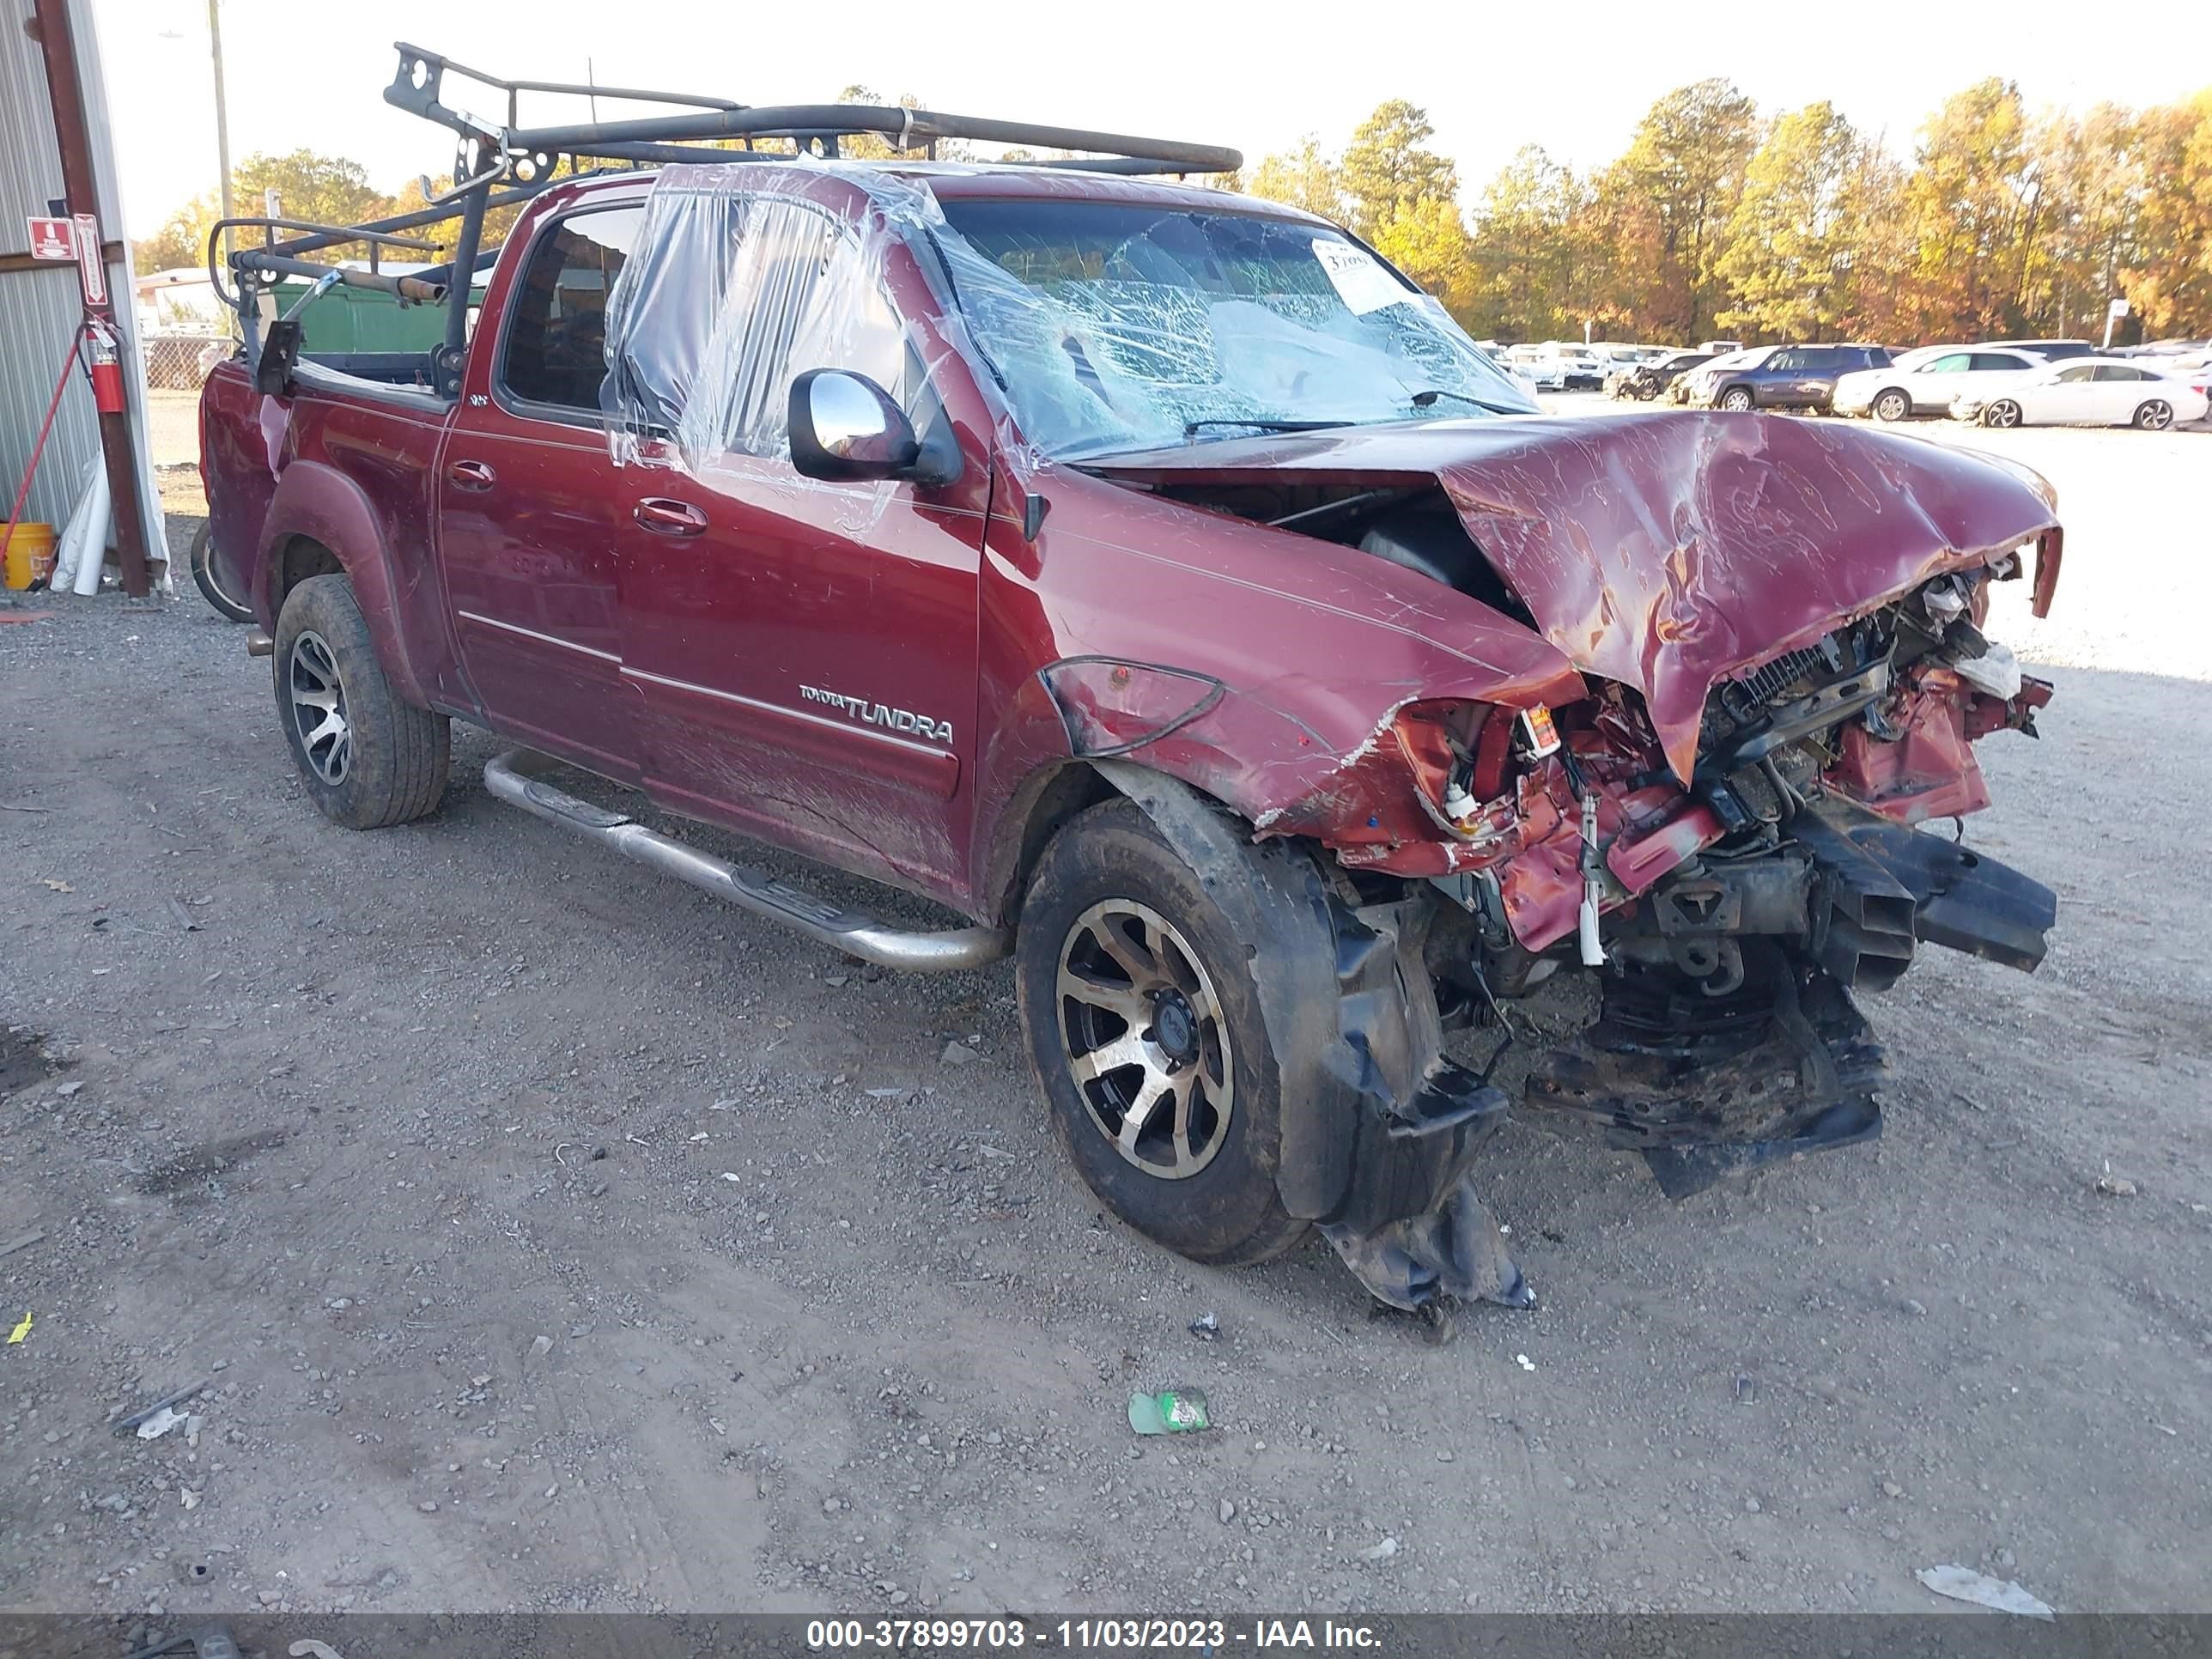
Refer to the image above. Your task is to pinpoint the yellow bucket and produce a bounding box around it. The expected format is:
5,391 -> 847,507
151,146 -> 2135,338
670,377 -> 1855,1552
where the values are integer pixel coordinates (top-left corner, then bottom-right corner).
3,523 -> 57,591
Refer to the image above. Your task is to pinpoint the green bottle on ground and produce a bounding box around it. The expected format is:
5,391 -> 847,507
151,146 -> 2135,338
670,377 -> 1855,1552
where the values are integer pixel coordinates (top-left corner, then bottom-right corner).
1127,1388 -> 1211,1434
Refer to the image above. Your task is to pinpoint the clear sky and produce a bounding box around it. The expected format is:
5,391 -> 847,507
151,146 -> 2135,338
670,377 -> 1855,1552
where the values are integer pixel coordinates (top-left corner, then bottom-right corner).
91,0 -> 2212,234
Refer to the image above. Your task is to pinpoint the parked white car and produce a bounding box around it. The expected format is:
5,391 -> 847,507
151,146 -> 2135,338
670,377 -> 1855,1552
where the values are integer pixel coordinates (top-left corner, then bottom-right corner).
1502,347 -> 1567,392
1832,346 -> 2049,421
1953,357 -> 2210,430
1535,343 -> 1606,389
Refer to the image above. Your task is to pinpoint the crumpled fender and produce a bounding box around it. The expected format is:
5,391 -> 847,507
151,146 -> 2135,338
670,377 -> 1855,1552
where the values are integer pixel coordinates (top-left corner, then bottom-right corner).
255,458 -> 435,710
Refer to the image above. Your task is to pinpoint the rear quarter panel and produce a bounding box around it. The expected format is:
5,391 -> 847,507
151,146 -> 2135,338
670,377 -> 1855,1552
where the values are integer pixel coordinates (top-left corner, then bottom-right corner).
202,356 -> 473,715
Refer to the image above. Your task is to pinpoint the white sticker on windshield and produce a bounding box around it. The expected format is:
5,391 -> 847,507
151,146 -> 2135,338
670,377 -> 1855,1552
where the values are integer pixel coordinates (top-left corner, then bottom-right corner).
1311,238 -> 1408,315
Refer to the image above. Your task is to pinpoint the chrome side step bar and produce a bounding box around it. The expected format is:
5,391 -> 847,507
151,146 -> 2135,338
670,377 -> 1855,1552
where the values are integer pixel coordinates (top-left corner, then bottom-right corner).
483,749 -> 1009,972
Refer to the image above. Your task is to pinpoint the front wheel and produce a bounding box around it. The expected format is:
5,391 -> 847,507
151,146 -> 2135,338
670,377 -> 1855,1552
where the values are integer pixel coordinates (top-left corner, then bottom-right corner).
1872,388 -> 1911,422
1984,398 -> 2023,428
1718,387 -> 1755,412
188,521 -> 254,623
2135,399 -> 2174,431
1016,798 -> 1310,1267
273,574 -> 451,830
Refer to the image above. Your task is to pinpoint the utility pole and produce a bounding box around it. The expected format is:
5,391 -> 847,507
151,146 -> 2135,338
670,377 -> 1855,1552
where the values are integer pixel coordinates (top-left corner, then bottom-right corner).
29,0 -> 153,597
209,0 -> 234,266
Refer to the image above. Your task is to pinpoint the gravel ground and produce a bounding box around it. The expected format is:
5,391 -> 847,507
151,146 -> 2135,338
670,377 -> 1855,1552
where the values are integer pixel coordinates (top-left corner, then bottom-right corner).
2,415 -> 2208,1626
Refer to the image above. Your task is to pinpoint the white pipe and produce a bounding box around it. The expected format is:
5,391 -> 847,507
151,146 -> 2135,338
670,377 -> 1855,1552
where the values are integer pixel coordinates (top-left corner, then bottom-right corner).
69,465 -> 113,596
47,461 -> 100,592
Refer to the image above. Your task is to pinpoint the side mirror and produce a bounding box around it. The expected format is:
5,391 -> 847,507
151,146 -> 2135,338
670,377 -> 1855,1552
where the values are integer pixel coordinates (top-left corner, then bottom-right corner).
254,318 -> 303,395
789,369 -> 924,483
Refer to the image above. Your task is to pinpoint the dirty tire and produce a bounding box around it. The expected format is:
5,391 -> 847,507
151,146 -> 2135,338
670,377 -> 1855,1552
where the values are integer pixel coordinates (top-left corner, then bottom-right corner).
1018,797 -> 1310,1267
1984,398 -> 2023,429
1872,388 -> 1911,422
189,521 -> 254,623
2134,399 -> 2173,431
1719,386 -> 1755,412
272,573 -> 449,830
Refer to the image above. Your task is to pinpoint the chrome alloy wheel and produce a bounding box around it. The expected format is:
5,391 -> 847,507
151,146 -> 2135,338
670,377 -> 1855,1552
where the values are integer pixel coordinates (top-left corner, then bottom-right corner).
1055,898 -> 1234,1179
286,629 -> 351,784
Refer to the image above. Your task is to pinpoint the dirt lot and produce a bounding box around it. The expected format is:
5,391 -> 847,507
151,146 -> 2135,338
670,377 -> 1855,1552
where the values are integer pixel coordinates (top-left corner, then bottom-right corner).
3,413 -> 2209,1626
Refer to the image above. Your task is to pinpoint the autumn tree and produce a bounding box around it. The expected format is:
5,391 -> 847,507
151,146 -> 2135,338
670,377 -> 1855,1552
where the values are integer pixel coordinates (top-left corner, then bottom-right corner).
1464,146 -> 1582,341
1899,79 -> 2049,338
1607,80 -> 1759,341
1246,137 -> 1344,222
1371,196 -> 1478,320
2125,90 -> 2212,336
2024,103 -> 2145,339
1714,102 -> 1876,340
137,149 -> 398,273
1337,100 -> 1457,239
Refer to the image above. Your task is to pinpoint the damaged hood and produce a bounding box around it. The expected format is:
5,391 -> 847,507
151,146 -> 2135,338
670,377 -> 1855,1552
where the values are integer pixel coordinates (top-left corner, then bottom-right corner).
1085,412 -> 2062,780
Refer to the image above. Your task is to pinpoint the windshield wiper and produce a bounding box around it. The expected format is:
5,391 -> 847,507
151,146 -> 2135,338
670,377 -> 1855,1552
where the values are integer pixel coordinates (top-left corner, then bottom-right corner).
1411,387 -> 1520,416
1182,418 -> 1350,440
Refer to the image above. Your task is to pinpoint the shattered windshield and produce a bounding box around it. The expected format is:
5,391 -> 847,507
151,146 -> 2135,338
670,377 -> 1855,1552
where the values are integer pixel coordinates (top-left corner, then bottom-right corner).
930,198 -> 1536,459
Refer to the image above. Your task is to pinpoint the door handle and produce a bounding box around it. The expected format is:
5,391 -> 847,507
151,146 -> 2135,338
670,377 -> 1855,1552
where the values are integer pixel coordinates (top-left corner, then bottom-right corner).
634,497 -> 708,537
447,459 -> 495,491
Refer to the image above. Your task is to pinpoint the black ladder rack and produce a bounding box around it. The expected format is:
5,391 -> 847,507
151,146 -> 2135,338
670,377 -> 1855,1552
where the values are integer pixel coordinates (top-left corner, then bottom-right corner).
217,41 -> 1243,386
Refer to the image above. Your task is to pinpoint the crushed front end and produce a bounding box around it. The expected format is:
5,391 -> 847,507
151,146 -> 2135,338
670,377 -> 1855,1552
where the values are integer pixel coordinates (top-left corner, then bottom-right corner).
1071,411 -> 2063,1310
1301,558 -> 2059,1201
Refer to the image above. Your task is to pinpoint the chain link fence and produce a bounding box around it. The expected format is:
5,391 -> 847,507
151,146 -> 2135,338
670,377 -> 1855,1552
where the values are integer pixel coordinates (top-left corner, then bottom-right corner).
141,332 -> 232,390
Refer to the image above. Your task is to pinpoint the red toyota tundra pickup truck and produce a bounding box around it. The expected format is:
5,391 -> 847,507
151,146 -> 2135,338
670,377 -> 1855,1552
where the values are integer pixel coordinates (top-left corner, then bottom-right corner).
198,64 -> 2061,1310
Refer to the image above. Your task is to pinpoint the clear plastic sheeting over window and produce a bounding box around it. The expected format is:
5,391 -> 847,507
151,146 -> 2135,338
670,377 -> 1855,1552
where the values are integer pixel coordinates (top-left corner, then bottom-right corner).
928,198 -> 1536,459
602,167 -> 909,473
602,160 -> 1538,476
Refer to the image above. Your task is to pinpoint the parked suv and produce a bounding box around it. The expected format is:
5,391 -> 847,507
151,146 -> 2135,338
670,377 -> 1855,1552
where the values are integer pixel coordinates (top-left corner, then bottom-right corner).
1683,343 -> 1893,411
195,46 -> 2065,1314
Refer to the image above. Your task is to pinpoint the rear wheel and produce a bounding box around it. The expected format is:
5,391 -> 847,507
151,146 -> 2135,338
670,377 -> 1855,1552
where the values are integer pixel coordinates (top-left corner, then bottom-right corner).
1984,398 -> 2023,428
273,574 -> 450,830
188,521 -> 254,623
2135,399 -> 2174,431
1017,798 -> 1310,1267
1719,387 -> 1755,412
1872,388 -> 1911,422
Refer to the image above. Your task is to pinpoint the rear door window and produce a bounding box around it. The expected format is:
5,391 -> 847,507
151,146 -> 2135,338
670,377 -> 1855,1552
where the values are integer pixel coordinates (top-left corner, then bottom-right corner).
500,207 -> 642,413
1969,352 -> 2027,372
2093,364 -> 2147,381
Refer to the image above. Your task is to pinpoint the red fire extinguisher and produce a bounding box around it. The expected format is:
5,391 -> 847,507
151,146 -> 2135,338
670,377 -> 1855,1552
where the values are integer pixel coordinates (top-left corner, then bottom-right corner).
86,319 -> 125,416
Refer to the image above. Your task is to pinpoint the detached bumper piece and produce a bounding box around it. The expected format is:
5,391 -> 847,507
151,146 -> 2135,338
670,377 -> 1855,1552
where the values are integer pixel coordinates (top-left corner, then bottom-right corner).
1527,948 -> 1887,1200
1794,798 -> 2057,975
1310,901 -> 1530,1312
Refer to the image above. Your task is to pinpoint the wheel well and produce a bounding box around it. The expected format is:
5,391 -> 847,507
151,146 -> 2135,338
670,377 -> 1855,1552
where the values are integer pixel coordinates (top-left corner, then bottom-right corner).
983,761 -> 1117,927
272,536 -> 343,617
